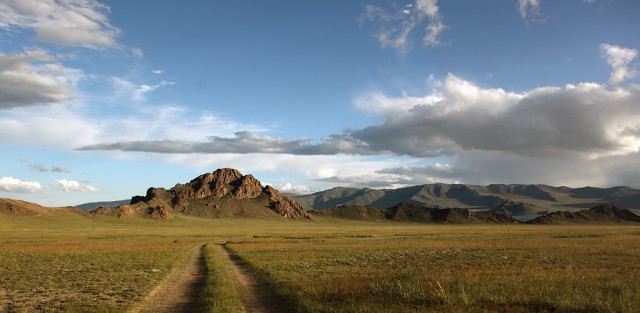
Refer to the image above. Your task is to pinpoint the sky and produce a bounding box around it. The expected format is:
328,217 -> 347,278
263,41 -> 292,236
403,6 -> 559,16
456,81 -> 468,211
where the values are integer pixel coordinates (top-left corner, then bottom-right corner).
1,0 -> 640,206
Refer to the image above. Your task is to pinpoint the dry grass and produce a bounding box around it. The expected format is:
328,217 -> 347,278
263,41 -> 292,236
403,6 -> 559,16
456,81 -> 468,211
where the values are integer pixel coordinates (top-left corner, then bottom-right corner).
227,225 -> 640,313
1,213 -> 639,312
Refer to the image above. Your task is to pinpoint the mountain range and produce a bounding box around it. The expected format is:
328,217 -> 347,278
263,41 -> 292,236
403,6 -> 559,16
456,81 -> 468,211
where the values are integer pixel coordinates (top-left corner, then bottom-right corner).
3,168 -> 640,225
294,184 -> 640,215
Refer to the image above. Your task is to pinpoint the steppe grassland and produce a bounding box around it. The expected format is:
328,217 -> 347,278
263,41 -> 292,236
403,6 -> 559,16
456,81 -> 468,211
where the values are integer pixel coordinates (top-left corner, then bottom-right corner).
1,213 -> 639,312
0,213 -> 315,312
227,223 -> 640,313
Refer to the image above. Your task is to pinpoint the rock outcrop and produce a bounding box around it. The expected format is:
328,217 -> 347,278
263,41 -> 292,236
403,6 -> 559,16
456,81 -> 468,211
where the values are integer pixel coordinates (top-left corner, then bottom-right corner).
124,168 -> 309,219
527,204 -> 640,224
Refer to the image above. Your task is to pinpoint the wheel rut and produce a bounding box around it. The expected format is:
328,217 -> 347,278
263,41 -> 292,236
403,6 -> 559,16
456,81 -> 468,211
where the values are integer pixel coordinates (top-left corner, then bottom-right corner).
216,244 -> 295,313
129,244 -> 207,313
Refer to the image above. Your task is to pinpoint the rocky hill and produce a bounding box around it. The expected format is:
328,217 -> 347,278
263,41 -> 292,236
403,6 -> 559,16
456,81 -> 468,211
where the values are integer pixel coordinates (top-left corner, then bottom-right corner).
92,168 -> 309,219
527,204 -> 640,224
311,201 -> 519,224
295,184 -> 640,215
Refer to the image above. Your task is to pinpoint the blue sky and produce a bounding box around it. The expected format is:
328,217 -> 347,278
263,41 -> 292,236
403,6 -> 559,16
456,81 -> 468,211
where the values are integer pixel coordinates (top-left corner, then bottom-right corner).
1,0 -> 640,206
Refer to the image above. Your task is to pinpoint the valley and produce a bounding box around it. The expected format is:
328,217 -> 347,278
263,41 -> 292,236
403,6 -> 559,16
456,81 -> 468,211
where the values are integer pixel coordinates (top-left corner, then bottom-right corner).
2,169 -> 640,312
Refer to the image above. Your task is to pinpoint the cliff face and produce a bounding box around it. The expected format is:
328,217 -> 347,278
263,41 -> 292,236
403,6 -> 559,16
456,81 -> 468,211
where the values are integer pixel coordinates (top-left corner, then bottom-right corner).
126,168 -> 309,219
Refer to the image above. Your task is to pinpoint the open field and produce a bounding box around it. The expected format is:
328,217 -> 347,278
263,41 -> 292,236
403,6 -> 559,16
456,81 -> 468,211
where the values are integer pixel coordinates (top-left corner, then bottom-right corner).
1,214 -> 639,312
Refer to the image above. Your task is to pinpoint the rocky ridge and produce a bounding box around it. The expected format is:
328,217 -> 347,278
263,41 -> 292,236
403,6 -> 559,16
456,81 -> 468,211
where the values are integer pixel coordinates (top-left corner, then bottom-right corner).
527,204 -> 640,224
107,168 -> 309,219
311,201 -> 519,224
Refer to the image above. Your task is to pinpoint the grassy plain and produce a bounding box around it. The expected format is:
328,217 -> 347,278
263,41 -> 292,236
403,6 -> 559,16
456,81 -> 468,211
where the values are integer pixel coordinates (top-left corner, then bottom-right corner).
1,213 -> 639,312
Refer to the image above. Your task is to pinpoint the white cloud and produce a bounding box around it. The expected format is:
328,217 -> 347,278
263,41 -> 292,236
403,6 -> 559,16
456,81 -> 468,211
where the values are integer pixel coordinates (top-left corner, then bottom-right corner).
354,90 -> 442,118
132,80 -> 175,101
111,77 -> 175,102
415,0 -> 445,46
0,177 -> 42,193
0,101 -> 268,150
152,153 -> 406,185
273,183 -> 311,194
518,0 -> 545,23
361,0 -> 447,50
130,47 -> 143,59
151,69 -> 164,74
600,43 -> 638,86
0,50 -> 75,108
0,0 -> 121,49
52,179 -> 99,192
350,74 -> 640,158
79,72 -> 640,161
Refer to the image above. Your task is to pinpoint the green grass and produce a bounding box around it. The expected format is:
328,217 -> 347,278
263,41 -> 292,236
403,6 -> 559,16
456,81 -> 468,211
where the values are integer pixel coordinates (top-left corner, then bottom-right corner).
227,225 -> 640,313
200,244 -> 243,313
1,213 -> 639,312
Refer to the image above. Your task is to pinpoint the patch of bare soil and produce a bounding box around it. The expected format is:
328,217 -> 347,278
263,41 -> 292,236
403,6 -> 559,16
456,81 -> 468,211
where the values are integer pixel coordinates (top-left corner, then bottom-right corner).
217,244 -> 295,313
129,244 -> 207,313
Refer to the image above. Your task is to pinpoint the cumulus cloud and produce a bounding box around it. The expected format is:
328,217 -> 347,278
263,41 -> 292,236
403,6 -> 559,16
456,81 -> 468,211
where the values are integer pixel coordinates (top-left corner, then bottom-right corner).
52,179 -> 99,192
350,74 -> 640,158
0,50 -> 75,108
358,150 -> 640,188
272,183 -> 311,194
79,72 -> 640,161
0,177 -> 42,193
360,0 -> 446,49
600,43 -> 638,86
0,0 -> 121,49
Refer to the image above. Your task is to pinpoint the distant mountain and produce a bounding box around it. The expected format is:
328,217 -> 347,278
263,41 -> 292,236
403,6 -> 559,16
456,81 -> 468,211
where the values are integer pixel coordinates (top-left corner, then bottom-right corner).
92,168 -> 309,220
295,184 -> 640,215
488,199 -> 543,215
75,200 -> 130,211
528,204 -> 640,224
311,202 -> 519,224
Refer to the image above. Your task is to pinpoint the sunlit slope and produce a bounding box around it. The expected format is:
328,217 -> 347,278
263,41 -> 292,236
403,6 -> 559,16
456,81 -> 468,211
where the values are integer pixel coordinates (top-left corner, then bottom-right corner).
295,184 -> 640,213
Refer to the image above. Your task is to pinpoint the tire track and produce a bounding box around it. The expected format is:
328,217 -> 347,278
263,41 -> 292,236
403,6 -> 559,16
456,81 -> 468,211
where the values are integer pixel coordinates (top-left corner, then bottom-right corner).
216,244 -> 295,313
129,244 -> 207,313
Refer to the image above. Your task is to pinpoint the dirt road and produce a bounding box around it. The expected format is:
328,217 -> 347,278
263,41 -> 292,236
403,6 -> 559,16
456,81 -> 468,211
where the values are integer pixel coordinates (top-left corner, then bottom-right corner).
129,244 -> 207,313
216,244 -> 295,313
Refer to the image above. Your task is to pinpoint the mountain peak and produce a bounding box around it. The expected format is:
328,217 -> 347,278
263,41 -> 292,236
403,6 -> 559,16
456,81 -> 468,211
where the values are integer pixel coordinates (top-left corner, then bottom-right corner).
113,168 -> 310,219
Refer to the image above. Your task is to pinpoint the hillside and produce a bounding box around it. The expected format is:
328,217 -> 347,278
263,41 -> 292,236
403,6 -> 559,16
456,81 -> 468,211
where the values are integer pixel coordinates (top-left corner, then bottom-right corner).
75,199 -> 130,211
527,204 -> 640,224
92,168 -> 309,220
295,184 -> 640,215
311,202 -> 519,224
0,198 -> 89,217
